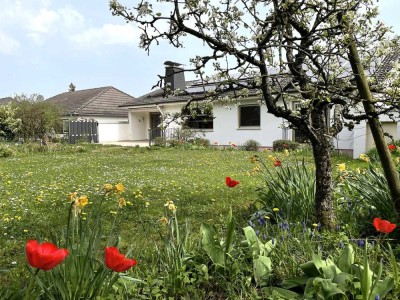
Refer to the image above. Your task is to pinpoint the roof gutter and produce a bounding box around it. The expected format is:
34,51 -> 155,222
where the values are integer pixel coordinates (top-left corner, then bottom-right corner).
155,104 -> 164,116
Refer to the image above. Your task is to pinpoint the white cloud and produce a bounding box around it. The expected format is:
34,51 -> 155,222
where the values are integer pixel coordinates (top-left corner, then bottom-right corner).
70,24 -> 138,48
0,1 -> 86,45
0,32 -> 20,54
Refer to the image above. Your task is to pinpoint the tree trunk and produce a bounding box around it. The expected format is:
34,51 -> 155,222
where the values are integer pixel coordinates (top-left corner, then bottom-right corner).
347,39 -> 400,217
309,108 -> 335,230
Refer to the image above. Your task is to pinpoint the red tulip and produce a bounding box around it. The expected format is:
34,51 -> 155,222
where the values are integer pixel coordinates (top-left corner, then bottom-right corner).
105,247 -> 137,272
373,218 -> 396,234
388,144 -> 396,151
225,176 -> 240,188
273,160 -> 282,167
26,240 -> 69,271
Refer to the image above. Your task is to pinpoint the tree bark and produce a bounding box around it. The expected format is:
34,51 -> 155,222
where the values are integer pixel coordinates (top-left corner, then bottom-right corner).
347,39 -> 400,217
309,109 -> 335,230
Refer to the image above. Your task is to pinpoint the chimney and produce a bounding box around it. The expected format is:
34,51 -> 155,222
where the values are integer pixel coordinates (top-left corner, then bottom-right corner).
164,61 -> 186,91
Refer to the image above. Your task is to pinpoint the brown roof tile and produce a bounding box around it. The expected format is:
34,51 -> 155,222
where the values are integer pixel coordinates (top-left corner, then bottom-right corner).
46,86 -> 134,117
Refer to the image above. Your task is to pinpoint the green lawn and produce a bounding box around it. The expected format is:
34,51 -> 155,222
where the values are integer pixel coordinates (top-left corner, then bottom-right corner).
0,145 -> 364,287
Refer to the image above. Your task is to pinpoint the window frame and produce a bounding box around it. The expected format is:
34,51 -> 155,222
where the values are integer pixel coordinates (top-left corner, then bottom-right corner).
238,104 -> 261,128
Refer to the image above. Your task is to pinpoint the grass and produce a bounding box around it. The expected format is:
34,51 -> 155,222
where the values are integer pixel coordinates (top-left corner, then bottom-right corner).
0,144 -> 365,287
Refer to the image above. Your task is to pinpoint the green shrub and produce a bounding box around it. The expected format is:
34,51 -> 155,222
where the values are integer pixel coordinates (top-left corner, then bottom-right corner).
273,139 -> 300,152
242,139 -> 261,151
0,144 -> 15,157
152,136 -> 166,147
191,138 -> 210,148
167,138 -> 183,148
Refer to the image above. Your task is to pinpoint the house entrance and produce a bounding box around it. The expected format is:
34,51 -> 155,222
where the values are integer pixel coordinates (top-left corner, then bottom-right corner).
150,113 -> 162,138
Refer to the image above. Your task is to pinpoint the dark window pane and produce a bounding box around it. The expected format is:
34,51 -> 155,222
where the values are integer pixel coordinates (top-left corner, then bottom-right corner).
240,105 -> 260,127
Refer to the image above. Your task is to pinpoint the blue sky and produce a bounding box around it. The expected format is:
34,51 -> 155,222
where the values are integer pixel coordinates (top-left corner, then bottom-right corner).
1,0 -> 400,99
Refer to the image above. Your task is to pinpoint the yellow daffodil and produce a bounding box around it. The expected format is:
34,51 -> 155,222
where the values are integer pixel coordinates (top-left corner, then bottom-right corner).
284,149 -> 289,156
160,217 -> 169,225
67,192 -> 77,202
268,155 -> 275,162
77,195 -> 89,208
358,154 -> 370,162
114,183 -> 125,193
337,163 -> 346,172
103,183 -> 113,193
118,197 -> 127,208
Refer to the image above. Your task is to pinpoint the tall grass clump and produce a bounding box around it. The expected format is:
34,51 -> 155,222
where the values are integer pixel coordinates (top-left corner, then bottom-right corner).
256,157 -> 316,223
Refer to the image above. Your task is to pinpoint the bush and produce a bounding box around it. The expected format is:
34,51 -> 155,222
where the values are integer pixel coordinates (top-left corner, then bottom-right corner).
0,144 -> 15,157
273,139 -> 300,152
152,136 -> 166,147
191,138 -> 210,148
168,138 -> 183,148
242,139 -> 260,151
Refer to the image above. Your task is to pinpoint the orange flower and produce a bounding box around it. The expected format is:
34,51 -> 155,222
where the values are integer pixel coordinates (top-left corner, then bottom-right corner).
373,218 -> 396,234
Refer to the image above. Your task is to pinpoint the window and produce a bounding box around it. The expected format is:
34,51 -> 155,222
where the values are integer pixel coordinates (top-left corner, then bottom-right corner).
182,104 -> 213,130
239,105 -> 260,127
62,120 -> 69,134
185,115 -> 213,129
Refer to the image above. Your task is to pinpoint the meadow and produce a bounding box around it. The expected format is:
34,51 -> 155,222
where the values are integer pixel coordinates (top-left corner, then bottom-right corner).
0,143 -> 398,299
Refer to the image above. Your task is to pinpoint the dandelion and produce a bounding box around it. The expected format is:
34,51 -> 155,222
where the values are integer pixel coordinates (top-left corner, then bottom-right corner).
312,223 -> 318,228
284,149 -> 289,156
273,208 -> 279,212
110,210 -> 117,215
23,229 -> 28,233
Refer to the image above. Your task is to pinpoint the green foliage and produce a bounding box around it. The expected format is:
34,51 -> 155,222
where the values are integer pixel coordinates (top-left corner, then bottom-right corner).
342,166 -> 398,223
12,98 -> 62,141
0,144 -> 15,157
276,243 -> 394,300
243,139 -> 261,151
152,136 -> 166,147
273,140 -> 300,152
257,158 -> 316,223
0,104 -> 21,141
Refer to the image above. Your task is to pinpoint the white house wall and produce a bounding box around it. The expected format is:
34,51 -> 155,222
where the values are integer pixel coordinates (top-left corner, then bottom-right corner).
202,101 -> 284,147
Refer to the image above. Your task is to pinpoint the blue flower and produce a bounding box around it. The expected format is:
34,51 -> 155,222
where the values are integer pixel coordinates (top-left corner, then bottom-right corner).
375,294 -> 380,300
358,240 -> 365,248
339,240 -> 344,248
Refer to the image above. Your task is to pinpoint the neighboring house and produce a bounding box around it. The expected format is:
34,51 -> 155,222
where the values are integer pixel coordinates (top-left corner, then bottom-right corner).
0,97 -> 16,105
46,86 -> 133,143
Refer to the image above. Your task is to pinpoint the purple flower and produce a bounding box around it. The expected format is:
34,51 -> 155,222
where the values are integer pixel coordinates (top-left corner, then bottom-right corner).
375,294 -> 380,300
358,240 -> 365,248
339,240 -> 344,248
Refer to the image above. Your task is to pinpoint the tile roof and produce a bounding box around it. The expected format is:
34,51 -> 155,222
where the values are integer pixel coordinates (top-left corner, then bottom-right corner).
375,51 -> 400,83
120,75 -> 289,108
0,97 -> 15,105
46,86 -> 134,117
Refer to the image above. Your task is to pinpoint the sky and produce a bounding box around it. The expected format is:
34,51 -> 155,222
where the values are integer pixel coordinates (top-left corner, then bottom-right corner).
1,0 -> 400,99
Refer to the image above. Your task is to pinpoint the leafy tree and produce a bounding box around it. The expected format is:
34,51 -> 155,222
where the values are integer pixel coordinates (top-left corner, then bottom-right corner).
0,104 -> 21,141
12,94 -> 62,141
110,0 -> 400,228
